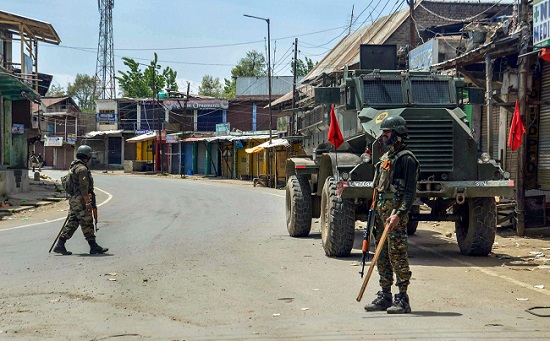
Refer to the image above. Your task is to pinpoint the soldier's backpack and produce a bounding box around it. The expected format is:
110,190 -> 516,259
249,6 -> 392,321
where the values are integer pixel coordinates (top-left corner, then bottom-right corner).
61,170 -> 74,195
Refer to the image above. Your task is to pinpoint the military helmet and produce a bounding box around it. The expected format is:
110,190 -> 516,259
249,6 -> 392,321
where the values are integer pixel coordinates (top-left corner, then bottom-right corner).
76,145 -> 93,158
380,115 -> 407,136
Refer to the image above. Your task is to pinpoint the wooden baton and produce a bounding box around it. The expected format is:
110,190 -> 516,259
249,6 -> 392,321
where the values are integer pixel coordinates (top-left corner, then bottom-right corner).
356,209 -> 396,302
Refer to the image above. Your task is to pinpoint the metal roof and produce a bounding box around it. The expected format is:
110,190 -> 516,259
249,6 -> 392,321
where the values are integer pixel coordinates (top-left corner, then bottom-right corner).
0,67 -> 40,101
245,138 -> 290,154
301,4 -> 412,83
85,130 -> 124,138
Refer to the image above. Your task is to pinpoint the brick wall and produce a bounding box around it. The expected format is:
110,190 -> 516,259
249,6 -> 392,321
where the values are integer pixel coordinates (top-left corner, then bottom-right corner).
386,1 -> 514,48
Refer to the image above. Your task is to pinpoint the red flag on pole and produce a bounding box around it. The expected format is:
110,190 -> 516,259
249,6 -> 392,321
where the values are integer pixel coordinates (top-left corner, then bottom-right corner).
507,99 -> 525,152
328,104 -> 344,150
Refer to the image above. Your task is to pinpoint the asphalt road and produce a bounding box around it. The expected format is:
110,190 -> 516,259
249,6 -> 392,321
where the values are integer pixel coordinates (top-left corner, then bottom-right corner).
0,170 -> 549,340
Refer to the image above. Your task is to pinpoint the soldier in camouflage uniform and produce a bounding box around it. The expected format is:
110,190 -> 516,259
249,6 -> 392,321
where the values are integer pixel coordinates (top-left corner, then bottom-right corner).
53,145 -> 108,255
364,116 -> 419,314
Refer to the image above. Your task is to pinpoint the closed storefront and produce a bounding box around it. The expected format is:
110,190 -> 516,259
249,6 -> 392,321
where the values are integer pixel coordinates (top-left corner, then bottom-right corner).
538,61 -> 550,189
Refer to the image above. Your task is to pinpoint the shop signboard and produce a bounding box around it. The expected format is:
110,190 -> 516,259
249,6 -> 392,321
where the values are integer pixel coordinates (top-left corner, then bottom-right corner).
97,112 -> 117,123
409,39 -> 437,71
45,136 -> 63,147
216,123 -> 230,136
67,133 -> 76,145
11,124 -> 24,135
534,0 -> 550,48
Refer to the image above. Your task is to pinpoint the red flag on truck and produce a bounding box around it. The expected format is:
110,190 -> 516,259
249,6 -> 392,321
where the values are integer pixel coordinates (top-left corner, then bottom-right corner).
507,99 -> 525,152
328,104 -> 344,150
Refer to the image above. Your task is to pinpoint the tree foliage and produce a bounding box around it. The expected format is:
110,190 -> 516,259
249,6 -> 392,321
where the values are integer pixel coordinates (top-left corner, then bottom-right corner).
46,83 -> 65,97
224,50 -> 266,98
199,75 -> 223,97
291,56 -> 317,77
116,53 -> 178,98
67,74 -> 98,113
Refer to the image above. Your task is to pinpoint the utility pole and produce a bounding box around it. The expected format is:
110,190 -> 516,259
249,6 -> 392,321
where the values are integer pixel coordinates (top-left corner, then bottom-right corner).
516,0 -> 531,236
348,5 -> 354,35
408,0 -> 416,49
291,38 -> 298,136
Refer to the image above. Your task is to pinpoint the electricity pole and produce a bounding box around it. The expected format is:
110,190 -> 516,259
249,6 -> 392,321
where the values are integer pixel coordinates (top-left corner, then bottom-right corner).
408,0 -> 416,49
292,38 -> 298,135
516,0 -> 531,236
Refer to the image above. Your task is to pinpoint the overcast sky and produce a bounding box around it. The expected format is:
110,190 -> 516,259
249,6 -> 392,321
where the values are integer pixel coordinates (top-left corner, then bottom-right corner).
2,0 -> 510,95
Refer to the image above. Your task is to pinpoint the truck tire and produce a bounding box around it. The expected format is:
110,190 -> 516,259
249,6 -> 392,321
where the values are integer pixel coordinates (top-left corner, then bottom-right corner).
286,175 -> 312,237
454,197 -> 496,256
407,205 -> 420,235
320,177 -> 355,257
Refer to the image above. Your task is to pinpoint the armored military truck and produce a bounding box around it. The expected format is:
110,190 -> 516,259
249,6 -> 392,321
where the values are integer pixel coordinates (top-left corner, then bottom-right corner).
285,47 -> 514,257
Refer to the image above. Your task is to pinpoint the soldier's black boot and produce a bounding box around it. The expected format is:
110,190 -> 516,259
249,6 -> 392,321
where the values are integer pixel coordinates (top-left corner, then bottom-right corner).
387,292 -> 411,314
364,290 -> 393,311
88,239 -> 108,254
53,237 -> 72,255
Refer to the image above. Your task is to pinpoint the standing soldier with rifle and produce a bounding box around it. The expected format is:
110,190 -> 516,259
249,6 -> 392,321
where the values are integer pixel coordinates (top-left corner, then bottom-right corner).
363,116 -> 418,314
52,145 -> 108,255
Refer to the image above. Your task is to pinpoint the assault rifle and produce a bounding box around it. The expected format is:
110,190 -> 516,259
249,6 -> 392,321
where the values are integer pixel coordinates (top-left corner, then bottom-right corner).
89,192 -> 98,232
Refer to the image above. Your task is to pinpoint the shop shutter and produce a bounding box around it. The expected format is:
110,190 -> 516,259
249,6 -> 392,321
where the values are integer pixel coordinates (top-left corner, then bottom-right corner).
197,142 -> 207,174
538,62 -> 550,189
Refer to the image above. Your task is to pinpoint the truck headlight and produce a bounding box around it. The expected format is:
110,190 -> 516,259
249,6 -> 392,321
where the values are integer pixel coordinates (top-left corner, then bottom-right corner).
341,172 -> 349,181
361,148 -> 372,163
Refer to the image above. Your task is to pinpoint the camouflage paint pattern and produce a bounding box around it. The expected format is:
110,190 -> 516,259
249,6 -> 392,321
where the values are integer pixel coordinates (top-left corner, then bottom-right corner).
373,198 -> 411,292
60,194 -> 96,241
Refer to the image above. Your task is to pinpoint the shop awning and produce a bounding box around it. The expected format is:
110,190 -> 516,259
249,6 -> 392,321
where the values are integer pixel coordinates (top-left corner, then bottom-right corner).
84,130 -> 123,138
126,131 -> 157,143
245,138 -> 290,154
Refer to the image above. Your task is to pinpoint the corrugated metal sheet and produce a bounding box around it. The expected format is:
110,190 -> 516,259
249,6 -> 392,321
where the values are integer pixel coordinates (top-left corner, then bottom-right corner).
538,62 -> 550,190
302,5 -> 411,83
236,76 -> 303,96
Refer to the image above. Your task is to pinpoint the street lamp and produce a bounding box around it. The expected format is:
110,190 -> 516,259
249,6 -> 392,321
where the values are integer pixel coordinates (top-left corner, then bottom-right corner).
244,14 -> 273,187
151,63 -> 163,173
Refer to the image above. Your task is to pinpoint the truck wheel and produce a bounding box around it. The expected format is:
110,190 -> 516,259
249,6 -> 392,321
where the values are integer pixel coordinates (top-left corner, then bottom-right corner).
454,197 -> 496,256
320,177 -> 355,257
286,175 -> 312,237
407,205 -> 420,235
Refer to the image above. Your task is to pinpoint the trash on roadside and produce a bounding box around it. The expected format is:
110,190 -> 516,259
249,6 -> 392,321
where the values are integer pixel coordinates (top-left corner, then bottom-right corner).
301,307 -> 309,311
272,313 -> 280,317
108,278 -> 116,281
516,298 -> 529,301
534,284 -> 545,289
537,265 -> 550,269
104,272 -> 117,276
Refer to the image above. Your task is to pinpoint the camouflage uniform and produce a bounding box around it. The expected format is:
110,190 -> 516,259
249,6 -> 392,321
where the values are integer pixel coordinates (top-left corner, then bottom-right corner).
60,159 -> 96,240
373,142 -> 418,293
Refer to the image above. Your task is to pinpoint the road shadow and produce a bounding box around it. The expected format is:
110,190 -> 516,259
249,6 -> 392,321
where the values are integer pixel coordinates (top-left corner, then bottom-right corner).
325,227 -> 541,270
76,253 -> 114,257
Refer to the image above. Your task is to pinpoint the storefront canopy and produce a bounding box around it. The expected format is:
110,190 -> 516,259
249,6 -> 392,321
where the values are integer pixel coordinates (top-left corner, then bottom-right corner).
84,130 -> 123,138
245,138 -> 290,154
126,131 -> 157,143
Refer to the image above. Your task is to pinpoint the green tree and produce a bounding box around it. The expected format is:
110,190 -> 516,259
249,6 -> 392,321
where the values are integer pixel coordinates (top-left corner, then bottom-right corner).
46,83 -> 65,97
199,75 -> 223,97
67,74 -> 98,113
116,53 -> 178,98
291,56 -> 317,76
224,50 -> 266,98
